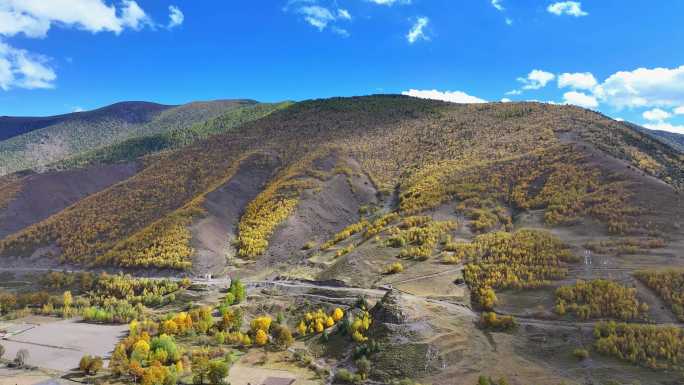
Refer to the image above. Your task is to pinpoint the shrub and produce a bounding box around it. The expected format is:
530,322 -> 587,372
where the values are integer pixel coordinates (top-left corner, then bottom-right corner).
355,356 -> 371,379
334,368 -> 360,384
228,279 -> 246,304
477,376 -> 510,385
79,355 -> 93,372
479,312 -> 516,331
573,348 -> 589,361
208,360 -> 229,385
255,329 -> 268,346
79,355 -> 103,375
272,325 -> 294,349
385,262 -> 404,274
14,349 -> 29,368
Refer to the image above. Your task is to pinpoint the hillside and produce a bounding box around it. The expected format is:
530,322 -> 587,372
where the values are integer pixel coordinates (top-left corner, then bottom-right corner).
1,95 -> 683,385
0,99 -> 256,175
56,102 -> 292,170
1,96 -> 681,268
0,101 -> 172,141
633,124 -> 684,153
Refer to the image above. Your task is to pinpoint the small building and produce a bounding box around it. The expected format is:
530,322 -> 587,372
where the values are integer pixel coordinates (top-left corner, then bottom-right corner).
261,377 -> 295,385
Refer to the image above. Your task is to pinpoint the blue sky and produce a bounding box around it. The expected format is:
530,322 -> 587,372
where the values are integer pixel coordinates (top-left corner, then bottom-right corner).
1,1 -> 683,133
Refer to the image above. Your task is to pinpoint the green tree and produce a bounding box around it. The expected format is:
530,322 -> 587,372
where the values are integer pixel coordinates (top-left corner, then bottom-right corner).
109,343 -> 129,376
228,279 -> 246,304
207,360 -> 229,385
273,325 -> 294,350
356,356 -> 371,379
192,355 -> 210,385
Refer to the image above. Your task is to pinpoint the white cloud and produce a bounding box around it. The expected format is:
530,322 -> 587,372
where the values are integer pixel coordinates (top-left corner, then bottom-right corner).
505,89 -> 522,95
168,5 -> 184,28
73,106 -> 84,112
0,0 -> 156,37
491,0 -> 504,11
0,57 -> 12,89
547,1 -> 588,17
558,72 -> 597,90
337,9 -> 351,20
0,41 -> 56,90
674,106 -> 684,115
643,122 -> 684,135
594,65 -> 684,109
287,3 -> 351,34
298,5 -> 335,30
563,91 -> 598,108
516,69 -> 555,91
402,89 -> 486,104
367,0 -> 411,5
406,17 -> 429,44
331,27 -> 349,37
505,18 -> 513,26
0,9 -> 50,38
501,98 -> 512,103
120,0 -> 150,30
614,117 -> 624,122
0,0 -> 174,92
642,108 -> 671,122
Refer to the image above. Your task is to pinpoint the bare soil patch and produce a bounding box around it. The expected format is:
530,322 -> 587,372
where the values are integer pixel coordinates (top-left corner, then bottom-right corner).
0,162 -> 138,240
242,158 -> 377,280
190,152 -> 281,276
0,318 -> 127,372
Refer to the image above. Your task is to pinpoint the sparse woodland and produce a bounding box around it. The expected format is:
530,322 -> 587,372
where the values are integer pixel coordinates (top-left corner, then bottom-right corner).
462,230 -> 577,309
594,321 -> 684,370
0,96 -> 680,272
635,269 -> 684,321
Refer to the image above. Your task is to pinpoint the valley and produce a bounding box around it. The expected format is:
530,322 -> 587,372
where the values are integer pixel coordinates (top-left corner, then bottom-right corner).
0,96 -> 683,385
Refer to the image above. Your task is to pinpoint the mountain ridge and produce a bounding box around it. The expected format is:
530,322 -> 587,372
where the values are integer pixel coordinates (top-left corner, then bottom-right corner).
0,99 -> 258,175
0,101 -> 175,141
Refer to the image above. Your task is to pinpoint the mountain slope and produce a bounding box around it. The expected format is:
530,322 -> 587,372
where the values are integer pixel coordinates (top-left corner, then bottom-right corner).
1,95 -> 684,385
0,101 -> 172,141
56,102 -> 292,170
0,95 -> 680,271
632,124 -> 684,153
0,99 -> 255,175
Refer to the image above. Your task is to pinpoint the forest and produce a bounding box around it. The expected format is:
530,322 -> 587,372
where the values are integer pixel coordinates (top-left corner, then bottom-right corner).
634,269 -> 684,321
0,272 -> 189,323
554,279 -> 648,320
461,230 -> 577,309
594,321 -> 684,370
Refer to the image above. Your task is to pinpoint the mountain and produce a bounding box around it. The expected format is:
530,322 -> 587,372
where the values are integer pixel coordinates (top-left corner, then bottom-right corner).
1,95 -> 683,385
0,99 -> 256,175
55,101 -> 292,170
1,95 -> 681,268
0,101 -> 172,141
631,123 -> 684,153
